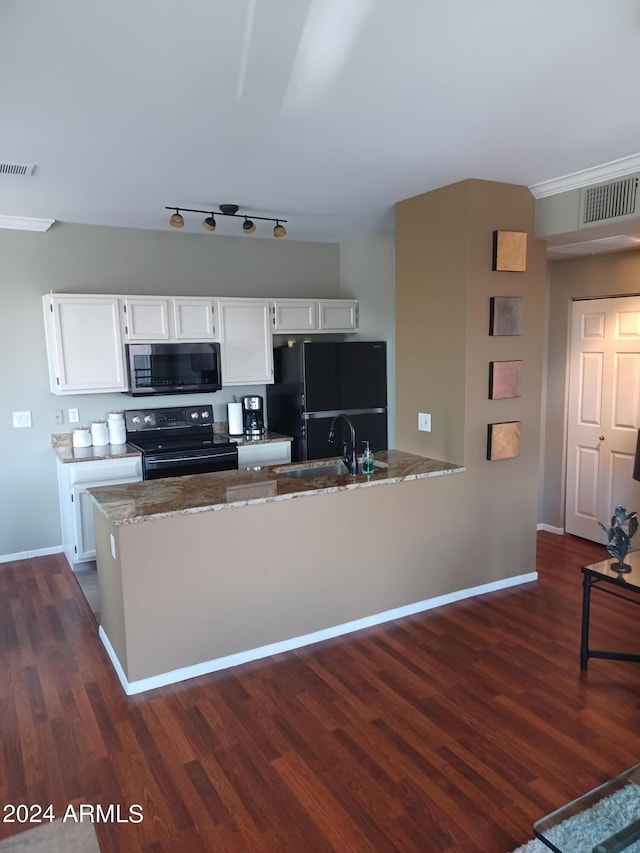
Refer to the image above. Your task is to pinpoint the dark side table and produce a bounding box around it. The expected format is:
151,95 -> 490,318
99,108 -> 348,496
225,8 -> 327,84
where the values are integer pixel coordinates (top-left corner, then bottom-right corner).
581,549 -> 640,670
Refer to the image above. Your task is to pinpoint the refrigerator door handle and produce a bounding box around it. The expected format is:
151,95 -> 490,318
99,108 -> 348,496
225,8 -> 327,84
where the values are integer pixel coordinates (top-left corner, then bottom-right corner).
302,408 -> 386,420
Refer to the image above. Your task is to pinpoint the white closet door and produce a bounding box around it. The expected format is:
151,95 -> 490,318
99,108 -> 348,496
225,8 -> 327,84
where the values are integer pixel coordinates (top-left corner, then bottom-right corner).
566,296 -> 640,542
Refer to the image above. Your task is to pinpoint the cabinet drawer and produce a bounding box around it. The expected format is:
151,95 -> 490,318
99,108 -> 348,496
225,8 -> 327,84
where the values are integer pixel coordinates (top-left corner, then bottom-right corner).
237,442 -> 291,468
66,457 -> 142,486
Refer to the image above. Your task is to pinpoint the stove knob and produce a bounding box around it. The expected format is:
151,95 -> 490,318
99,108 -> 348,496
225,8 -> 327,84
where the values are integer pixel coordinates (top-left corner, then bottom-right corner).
201,410 -> 210,419
144,415 -> 153,424
132,416 -> 141,424
190,411 -> 199,420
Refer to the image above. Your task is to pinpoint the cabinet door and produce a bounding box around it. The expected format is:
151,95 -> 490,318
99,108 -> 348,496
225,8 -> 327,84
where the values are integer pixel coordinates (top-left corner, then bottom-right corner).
123,297 -> 170,341
218,299 -> 274,385
272,300 -> 318,332
318,300 -> 358,331
173,298 -> 217,340
44,295 -> 127,393
72,476 -> 141,561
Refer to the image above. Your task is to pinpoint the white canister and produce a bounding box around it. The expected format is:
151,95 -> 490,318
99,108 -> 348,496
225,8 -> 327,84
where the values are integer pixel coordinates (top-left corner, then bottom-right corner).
72,427 -> 92,448
90,420 -> 109,447
107,412 -> 126,445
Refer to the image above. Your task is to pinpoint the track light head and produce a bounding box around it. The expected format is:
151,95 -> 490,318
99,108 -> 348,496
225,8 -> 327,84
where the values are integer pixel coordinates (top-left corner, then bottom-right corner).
169,210 -> 184,228
242,217 -> 256,234
202,215 -> 216,232
273,221 -> 287,238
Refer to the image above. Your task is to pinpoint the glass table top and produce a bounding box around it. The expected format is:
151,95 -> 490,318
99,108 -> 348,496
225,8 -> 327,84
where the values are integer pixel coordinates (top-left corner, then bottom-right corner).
534,765 -> 640,852
583,548 -> 640,592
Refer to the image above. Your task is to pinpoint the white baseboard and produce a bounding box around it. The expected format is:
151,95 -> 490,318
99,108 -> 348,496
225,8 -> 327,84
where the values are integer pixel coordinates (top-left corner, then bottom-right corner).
100,570 -> 539,696
0,546 -> 63,565
537,523 -> 565,535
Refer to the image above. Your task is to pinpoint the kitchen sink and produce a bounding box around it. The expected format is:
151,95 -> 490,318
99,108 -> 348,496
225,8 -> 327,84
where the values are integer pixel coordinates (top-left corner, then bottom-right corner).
275,460 -> 388,479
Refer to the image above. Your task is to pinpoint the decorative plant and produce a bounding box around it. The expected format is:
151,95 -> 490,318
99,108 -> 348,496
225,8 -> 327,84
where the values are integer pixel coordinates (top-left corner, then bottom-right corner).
598,504 -> 638,570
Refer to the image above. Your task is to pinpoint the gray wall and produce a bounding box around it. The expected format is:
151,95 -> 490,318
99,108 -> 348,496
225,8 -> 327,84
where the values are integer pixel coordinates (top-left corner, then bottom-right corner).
541,249 -> 640,529
0,224 -> 340,558
339,232 -> 396,449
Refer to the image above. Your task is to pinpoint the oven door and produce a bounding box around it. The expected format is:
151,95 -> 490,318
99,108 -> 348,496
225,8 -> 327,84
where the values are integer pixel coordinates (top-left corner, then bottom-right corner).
143,445 -> 238,480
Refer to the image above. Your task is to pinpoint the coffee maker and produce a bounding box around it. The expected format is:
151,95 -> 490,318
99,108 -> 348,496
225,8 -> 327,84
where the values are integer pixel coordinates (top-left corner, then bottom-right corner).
242,395 -> 265,437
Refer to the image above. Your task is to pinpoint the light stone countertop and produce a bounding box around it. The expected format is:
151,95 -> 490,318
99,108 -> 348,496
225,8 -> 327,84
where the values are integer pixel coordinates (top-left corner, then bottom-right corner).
218,430 -> 293,445
88,450 -> 465,526
51,433 -> 142,463
51,427 -> 291,463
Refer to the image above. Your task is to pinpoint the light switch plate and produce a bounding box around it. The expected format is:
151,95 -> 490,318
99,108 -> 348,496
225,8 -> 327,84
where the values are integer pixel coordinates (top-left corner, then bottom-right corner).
12,411 -> 32,428
418,412 -> 431,432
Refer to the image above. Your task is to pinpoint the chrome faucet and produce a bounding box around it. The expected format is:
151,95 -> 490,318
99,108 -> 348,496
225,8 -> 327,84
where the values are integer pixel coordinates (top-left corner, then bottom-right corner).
328,414 -> 358,475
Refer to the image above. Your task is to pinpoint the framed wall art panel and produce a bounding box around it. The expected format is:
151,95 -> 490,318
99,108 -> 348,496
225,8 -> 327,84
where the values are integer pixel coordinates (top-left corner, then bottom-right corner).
489,296 -> 523,336
492,230 -> 527,271
487,421 -> 521,460
489,360 -> 523,399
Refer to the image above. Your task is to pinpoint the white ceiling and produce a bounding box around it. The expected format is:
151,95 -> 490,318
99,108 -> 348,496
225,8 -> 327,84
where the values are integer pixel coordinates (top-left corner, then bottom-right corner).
3,0 -> 640,244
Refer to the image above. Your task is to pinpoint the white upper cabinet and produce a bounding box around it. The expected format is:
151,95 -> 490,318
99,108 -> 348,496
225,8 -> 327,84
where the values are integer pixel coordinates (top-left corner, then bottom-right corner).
218,299 -> 274,385
43,294 -> 127,394
123,297 -> 217,341
173,298 -> 217,340
271,298 -> 358,333
318,299 -> 358,331
123,297 -> 171,341
272,300 -> 318,333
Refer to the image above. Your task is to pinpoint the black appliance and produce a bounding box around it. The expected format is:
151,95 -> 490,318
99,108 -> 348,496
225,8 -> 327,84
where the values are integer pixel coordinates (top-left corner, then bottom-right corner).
242,395 -> 265,437
124,404 -> 237,480
266,341 -> 387,462
125,342 -> 222,396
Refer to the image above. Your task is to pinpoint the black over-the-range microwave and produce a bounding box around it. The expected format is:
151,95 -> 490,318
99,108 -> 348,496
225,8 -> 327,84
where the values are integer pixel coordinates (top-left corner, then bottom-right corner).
125,342 -> 223,396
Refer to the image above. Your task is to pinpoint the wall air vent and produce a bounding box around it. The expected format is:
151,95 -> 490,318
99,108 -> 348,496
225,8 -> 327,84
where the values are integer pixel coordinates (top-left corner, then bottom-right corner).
580,176 -> 639,225
0,162 -> 36,176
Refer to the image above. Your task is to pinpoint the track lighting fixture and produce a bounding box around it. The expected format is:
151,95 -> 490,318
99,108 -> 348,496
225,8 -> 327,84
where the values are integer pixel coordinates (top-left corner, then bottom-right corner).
165,204 -> 287,237
169,210 -> 184,228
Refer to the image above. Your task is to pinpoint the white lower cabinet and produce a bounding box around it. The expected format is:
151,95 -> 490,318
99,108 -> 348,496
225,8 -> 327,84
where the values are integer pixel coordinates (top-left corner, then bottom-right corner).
57,457 -> 142,566
237,441 -> 291,468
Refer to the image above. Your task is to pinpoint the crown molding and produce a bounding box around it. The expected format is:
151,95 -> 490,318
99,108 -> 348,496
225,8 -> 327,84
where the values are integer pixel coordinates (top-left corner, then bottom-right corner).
529,152 -> 640,199
0,215 -> 55,232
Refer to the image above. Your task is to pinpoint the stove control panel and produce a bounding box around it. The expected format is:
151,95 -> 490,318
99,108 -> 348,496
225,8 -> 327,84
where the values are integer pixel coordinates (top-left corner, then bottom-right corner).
125,405 -> 214,432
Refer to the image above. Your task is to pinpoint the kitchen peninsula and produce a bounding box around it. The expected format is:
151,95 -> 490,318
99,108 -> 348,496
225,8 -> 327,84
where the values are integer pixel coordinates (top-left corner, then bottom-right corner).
90,451 -> 472,694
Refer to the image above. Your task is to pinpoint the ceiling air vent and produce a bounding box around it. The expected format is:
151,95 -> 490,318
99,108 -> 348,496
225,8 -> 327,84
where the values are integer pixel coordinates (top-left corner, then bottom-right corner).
581,176 -> 639,225
0,162 -> 36,176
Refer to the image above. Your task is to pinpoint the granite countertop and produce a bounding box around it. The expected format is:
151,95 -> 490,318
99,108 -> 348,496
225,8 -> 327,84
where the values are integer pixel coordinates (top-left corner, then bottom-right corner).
51,433 -> 142,463
88,450 -> 465,526
220,430 -> 293,445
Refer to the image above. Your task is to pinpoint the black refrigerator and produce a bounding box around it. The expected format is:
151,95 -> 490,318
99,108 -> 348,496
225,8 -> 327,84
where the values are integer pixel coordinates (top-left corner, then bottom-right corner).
266,341 -> 387,462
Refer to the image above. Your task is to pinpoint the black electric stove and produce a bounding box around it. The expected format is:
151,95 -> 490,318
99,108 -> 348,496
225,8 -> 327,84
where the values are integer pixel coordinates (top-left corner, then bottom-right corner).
124,404 -> 238,480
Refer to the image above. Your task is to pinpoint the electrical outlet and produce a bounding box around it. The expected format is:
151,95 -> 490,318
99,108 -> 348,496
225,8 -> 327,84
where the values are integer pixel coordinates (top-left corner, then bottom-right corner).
68,408 -> 80,423
12,411 -> 32,428
53,409 -> 64,425
418,412 -> 431,432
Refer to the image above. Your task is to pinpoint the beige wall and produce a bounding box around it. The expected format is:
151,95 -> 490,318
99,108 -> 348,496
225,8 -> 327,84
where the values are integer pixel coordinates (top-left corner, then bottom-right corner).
98,468 -> 534,684
0,224 -> 340,557
542,250 -> 640,528
396,179 -> 547,576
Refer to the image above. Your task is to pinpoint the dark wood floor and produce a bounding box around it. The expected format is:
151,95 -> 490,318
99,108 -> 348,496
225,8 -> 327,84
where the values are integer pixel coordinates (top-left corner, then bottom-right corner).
2,533 -> 640,852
